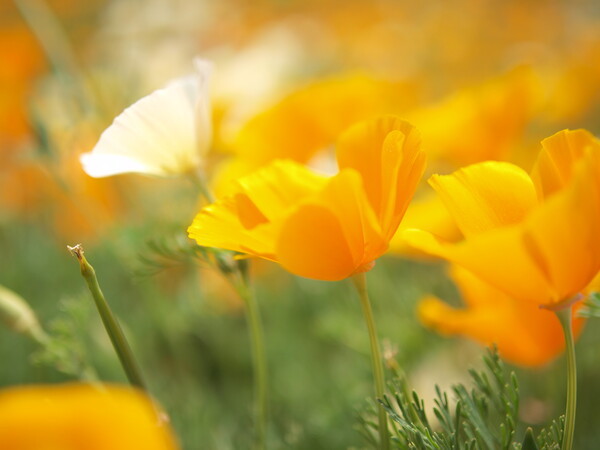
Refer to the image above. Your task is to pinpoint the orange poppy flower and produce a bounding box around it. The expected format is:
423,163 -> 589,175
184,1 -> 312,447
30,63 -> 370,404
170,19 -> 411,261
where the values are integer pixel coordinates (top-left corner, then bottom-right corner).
404,129 -> 600,308
188,115 -> 426,281
418,265 -> 586,367
0,383 -> 179,450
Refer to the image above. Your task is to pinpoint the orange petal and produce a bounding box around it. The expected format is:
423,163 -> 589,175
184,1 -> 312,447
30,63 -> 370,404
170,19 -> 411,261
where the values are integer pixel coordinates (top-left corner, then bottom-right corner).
276,169 -> 387,280
523,155 -> 600,304
0,384 -> 178,450
275,203 -> 357,281
315,169 -> 387,265
531,129 -> 600,199
406,67 -> 539,166
232,74 -> 420,167
404,227 -> 551,304
418,295 -> 565,367
418,265 -> 584,367
429,161 -> 537,237
379,129 -> 427,240
337,115 -> 424,236
275,169 -> 388,280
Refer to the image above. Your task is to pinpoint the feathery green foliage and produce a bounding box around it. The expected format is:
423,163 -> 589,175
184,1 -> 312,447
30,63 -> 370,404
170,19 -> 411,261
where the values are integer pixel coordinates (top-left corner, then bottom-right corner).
359,348 -> 564,449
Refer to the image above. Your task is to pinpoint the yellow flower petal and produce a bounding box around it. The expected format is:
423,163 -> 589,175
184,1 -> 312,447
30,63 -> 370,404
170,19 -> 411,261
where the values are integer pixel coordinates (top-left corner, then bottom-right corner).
388,192 -> 461,256
188,196 -> 277,258
188,160 -> 325,259
429,161 -> 537,237
0,384 -> 178,450
235,160 -> 327,222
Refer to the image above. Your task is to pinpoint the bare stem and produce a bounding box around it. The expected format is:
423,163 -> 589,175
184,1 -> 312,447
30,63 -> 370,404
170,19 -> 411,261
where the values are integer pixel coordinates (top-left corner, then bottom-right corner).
352,272 -> 390,450
229,261 -> 268,450
556,306 -> 577,450
68,244 -> 147,391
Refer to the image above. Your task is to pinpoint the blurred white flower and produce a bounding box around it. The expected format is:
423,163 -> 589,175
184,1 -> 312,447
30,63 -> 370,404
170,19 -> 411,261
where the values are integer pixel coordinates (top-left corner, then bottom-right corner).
81,58 -> 212,177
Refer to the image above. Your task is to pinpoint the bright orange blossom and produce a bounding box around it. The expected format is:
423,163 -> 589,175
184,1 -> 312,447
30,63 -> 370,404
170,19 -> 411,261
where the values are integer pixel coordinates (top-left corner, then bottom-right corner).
404,129 -> 600,308
189,115 -> 426,281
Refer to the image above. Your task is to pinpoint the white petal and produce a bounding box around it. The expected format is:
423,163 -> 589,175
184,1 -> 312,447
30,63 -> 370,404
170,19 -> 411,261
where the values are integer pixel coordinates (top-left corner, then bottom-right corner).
80,153 -> 157,177
81,59 -> 213,178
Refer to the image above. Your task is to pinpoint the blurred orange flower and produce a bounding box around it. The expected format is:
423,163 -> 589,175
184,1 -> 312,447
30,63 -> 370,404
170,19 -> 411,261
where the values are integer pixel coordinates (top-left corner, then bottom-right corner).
212,73 -> 421,193
0,24 -> 45,144
418,265 -> 586,367
404,129 -> 600,308
0,383 -> 179,450
407,67 -> 540,167
189,116 -> 425,281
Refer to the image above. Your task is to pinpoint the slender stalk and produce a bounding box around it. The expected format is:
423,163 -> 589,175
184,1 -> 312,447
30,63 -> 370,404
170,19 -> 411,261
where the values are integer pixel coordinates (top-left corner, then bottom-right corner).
187,170 -> 267,446
352,272 -> 390,450
556,306 -> 577,450
68,244 -> 147,391
229,262 -> 268,450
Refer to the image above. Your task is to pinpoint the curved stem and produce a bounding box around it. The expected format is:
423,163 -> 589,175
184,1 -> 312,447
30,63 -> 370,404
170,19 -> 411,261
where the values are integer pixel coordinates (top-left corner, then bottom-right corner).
352,272 -> 390,450
231,264 -> 268,450
556,306 -> 577,450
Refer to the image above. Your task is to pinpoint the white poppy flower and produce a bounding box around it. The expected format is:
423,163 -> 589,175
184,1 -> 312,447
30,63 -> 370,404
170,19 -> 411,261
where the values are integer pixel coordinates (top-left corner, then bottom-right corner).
81,58 -> 212,177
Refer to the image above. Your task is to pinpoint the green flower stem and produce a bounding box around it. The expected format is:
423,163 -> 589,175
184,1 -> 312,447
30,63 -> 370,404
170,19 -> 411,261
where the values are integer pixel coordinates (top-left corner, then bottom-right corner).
230,264 -> 268,450
352,272 -> 390,450
188,170 -> 267,447
556,306 -> 577,450
68,245 -> 147,391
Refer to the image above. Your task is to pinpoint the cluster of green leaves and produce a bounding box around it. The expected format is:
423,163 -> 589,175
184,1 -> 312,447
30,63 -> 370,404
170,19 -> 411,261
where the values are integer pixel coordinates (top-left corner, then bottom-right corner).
359,349 -> 563,449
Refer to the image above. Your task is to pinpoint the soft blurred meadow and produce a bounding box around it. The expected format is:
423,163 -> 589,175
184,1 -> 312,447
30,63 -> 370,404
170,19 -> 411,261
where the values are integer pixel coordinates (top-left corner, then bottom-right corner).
2,0 -> 600,448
